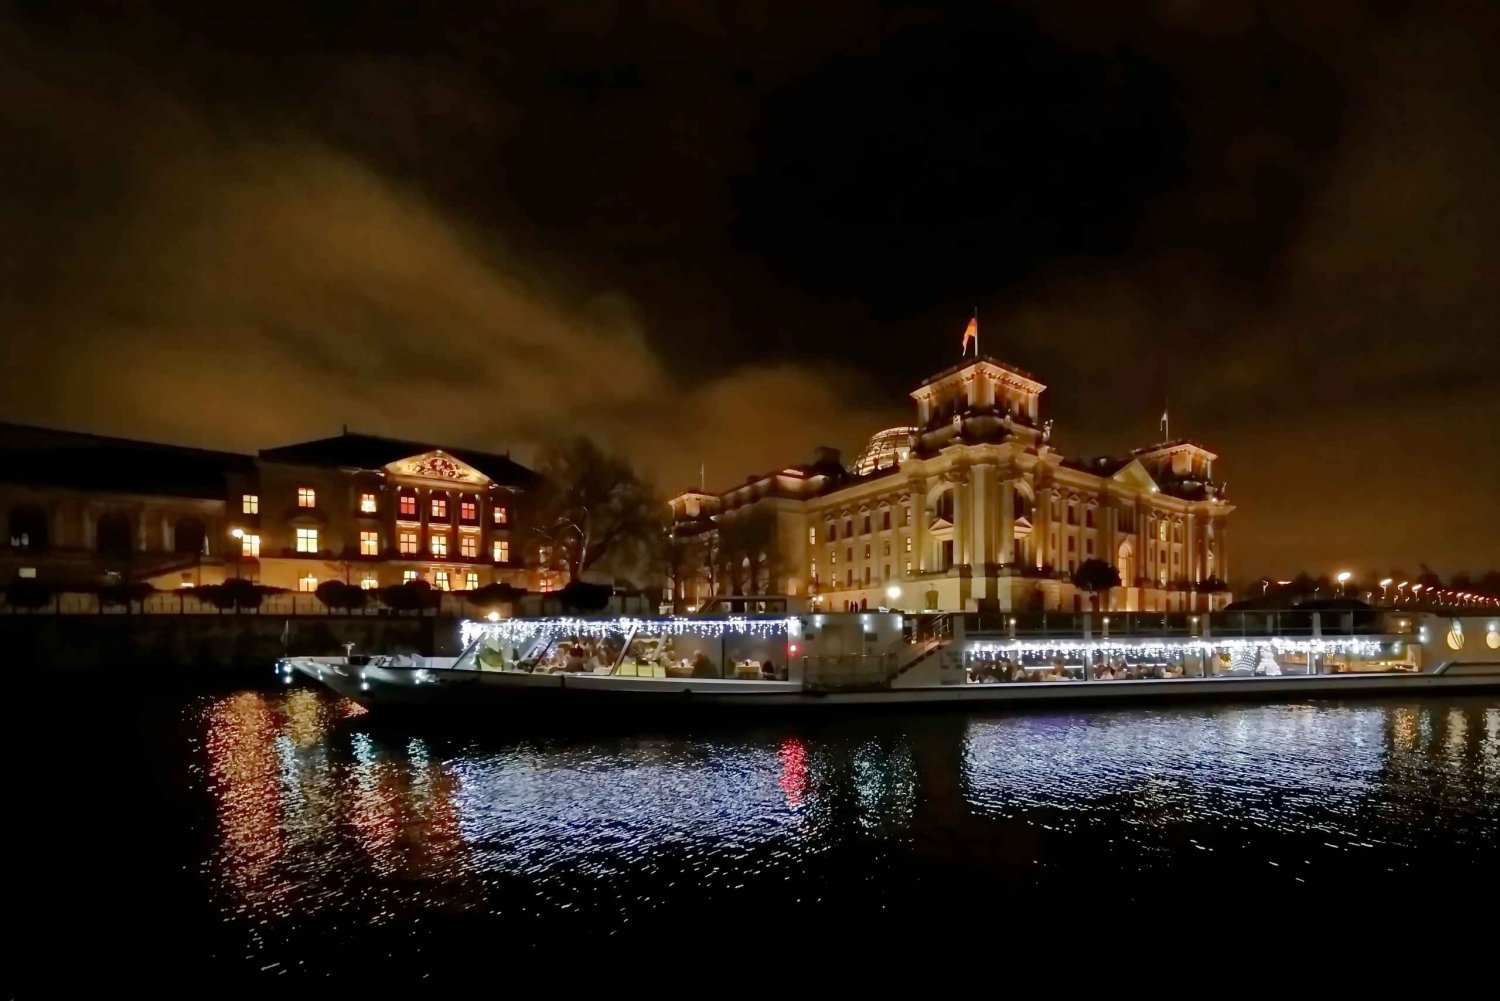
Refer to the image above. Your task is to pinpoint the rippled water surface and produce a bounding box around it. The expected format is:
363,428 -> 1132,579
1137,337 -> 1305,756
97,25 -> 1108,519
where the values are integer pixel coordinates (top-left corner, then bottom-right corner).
21,687 -> 1499,976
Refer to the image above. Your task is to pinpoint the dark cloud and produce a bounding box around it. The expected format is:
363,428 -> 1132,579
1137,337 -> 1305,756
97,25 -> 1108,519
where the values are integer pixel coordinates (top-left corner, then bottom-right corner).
0,3 -> 1496,581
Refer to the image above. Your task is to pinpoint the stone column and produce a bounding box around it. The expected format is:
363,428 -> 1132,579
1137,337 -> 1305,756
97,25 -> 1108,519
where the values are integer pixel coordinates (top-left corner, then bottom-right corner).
1186,511 -> 1198,584
1035,485 -> 1052,570
972,464 -> 994,568
912,480 -> 929,573
997,476 -> 1014,567
1136,499 -> 1149,588
956,472 -> 974,567
1102,503 -> 1117,573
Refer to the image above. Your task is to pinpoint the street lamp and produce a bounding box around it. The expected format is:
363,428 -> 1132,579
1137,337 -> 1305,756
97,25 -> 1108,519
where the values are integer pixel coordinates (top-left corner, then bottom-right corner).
1378,578 -> 1392,602
230,528 -> 244,581
1336,571 -> 1352,596
1396,581 -> 1408,603
885,584 -> 902,606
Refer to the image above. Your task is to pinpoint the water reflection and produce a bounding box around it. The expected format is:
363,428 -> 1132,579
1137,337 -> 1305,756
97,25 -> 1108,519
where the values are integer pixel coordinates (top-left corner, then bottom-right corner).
197,690 -> 1499,965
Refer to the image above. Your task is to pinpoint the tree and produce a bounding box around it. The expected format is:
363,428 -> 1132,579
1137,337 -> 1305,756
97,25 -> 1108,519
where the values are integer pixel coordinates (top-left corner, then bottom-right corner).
3,579 -> 53,611
664,531 -> 719,612
315,580 -> 366,613
529,437 -> 664,584
379,579 -> 439,613
1071,558 -> 1121,610
198,577 -> 278,612
98,581 -> 155,612
718,510 -> 781,595
557,579 -> 611,613
465,581 -> 528,615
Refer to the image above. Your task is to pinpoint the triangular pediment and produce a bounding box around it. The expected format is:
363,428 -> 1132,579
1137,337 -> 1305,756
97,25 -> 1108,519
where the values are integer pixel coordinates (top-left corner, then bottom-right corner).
385,450 -> 490,485
1110,459 -> 1158,493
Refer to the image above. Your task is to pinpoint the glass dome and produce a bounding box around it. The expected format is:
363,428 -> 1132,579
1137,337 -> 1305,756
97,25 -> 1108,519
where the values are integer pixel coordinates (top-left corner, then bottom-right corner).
851,426 -> 917,475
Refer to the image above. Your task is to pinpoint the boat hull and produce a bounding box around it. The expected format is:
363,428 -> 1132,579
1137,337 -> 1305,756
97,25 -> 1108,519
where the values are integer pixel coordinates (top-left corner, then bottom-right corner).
289,658 -> 1500,720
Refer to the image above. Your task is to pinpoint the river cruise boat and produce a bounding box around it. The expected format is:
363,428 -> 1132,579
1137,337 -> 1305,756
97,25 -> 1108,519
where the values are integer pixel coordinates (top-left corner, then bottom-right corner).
284,606 -> 1500,715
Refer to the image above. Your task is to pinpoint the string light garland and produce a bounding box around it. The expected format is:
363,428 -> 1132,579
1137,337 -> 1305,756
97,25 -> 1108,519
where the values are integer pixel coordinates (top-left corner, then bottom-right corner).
461,615 -> 797,648
967,637 -> 1385,658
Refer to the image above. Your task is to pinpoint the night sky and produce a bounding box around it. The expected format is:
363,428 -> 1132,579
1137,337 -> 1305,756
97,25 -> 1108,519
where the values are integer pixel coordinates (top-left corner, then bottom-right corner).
2,1 -> 1496,581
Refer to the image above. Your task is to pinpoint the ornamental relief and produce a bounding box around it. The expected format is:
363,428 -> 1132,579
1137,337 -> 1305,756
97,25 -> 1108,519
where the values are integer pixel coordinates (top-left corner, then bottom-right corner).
385,450 -> 489,486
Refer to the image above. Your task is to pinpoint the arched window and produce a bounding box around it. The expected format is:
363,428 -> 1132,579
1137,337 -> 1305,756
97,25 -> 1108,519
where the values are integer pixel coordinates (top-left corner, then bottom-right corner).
8,506 -> 48,550
173,516 -> 206,556
96,512 -> 132,553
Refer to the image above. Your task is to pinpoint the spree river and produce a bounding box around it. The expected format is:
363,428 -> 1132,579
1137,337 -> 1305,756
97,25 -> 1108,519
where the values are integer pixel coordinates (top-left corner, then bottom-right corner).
20,686 -> 1499,976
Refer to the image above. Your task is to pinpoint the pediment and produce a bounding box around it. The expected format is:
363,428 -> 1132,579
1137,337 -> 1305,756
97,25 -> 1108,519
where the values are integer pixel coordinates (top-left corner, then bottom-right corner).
1110,459 -> 1158,493
385,450 -> 490,485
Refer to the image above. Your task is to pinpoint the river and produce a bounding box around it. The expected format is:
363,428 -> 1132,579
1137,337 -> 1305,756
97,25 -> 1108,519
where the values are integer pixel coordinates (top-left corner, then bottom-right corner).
18,685 -> 1498,976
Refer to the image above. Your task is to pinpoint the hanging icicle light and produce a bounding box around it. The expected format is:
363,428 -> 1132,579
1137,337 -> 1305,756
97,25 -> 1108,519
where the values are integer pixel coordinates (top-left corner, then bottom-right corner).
966,637 -> 1384,658
460,615 -> 797,648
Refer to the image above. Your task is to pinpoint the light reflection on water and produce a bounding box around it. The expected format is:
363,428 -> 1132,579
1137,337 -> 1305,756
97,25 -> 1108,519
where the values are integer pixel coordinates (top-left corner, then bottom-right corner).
196,690 -> 1498,967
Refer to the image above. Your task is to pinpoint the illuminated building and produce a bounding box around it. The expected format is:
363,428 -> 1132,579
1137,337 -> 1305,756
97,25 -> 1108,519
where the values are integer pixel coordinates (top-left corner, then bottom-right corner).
669,356 -> 1234,613
0,423 -> 537,593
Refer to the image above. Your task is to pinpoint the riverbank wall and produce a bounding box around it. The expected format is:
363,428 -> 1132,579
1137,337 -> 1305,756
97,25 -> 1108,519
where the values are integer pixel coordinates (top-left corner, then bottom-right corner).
0,614 -> 464,675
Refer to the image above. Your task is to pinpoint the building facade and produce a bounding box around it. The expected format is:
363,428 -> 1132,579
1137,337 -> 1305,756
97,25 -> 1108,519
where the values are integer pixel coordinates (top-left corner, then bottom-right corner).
1,424 -> 539,594
670,357 -> 1234,613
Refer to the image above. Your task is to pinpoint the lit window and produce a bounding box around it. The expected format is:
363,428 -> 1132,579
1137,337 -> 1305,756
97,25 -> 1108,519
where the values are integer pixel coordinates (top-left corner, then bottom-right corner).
241,534 -> 260,558
398,531 -> 418,555
360,574 -> 378,590
435,570 -> 450,591
808,526 -> 817,545
19,567 -> 37,579
242,494 -> 258,514
905,537 -> 912,553
863,544 -> 871,559
883,541 -> 891,556
460,534 -> 477,558
403,569 -> 418,582
297,487 -> 315,508
295,528 -> 318,553
830,550 -> 837,565
360,531 -> 378,556
430,533 -> 448,557
492,540 -> 509,563
905,560 -> 912,575
1159,568 -> 1168,587
465,571 -> 479,590
1158,522 -> 1168,542
432,497 -> 448,519
298,575 -> 317,592
360,493 -> 377,513
399,494 -> 417,518
902,507 -> 911,527
460,499 -> 477,522
493,506 -> 508,525
810,559 -> 818,581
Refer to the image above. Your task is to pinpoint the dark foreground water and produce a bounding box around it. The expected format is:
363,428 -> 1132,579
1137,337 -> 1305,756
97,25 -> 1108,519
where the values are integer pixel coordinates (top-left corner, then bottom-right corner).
18,685 -> 1500,977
